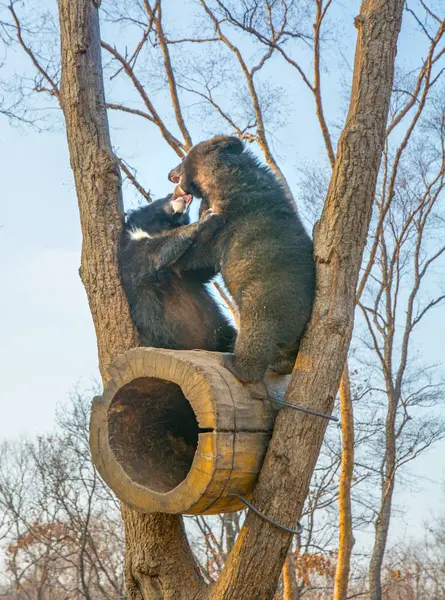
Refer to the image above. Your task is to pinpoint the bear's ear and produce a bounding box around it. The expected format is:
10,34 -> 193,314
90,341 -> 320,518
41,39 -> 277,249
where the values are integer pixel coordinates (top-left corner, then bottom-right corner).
210,136 -> 244,155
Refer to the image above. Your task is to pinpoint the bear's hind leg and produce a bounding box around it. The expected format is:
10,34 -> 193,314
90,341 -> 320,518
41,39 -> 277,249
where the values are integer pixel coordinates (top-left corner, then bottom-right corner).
222,317 -> 279,383
269,344 -> 299,375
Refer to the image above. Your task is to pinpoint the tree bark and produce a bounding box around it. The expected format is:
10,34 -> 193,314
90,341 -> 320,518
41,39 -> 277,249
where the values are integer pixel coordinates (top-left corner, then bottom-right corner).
333,365 -> 355,600
57,2 -> 204,599
58,0 -> 404,598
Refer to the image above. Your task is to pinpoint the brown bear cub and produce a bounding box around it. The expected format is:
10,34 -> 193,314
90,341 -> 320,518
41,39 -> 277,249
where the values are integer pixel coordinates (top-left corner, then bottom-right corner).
119,193 -> 236,352
168,136 -> 315,383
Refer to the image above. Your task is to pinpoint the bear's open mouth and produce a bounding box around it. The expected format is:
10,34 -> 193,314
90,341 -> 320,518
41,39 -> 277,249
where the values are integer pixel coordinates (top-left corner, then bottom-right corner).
174,193 -> 193,209
172,184 -> 193,210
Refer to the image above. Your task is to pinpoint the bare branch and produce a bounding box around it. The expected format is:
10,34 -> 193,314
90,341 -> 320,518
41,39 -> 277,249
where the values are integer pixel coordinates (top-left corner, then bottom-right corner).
166,36 -> 221,44
101,40 -> 186,157
357,37 -> 439,302
145,0 -> 193,149
8,2 -> 60,99
106,103 -> 156,123
198,0 -> 297,200
386,19 -> 445,136
118,158 -> 152,203
314,0 -> 335,167
213,280 -> 239,328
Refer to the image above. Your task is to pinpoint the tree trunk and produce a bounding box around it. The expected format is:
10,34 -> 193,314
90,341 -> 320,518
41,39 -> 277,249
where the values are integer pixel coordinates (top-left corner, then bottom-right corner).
57,2 -> 204,599
57,0 -> 404,598
368,400 -> 398,600
333,364 -> 355,600
282,553 -> 298,600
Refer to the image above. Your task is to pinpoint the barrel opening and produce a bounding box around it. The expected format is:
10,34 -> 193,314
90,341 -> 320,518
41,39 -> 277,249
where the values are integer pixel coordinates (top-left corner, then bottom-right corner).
108,377 -> 201,493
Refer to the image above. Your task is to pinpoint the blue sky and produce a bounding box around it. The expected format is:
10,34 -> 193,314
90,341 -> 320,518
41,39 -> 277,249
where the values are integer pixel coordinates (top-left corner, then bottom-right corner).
0,0 -> 444,548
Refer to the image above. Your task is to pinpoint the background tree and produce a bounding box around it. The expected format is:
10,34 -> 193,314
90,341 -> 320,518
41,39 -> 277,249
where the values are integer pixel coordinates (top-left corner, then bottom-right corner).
0,393 -> 126,599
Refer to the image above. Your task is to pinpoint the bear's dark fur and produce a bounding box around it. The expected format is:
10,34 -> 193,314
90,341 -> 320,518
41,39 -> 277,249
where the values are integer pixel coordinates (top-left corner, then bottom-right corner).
168,136 -> 315,382
118,194 -> 236,352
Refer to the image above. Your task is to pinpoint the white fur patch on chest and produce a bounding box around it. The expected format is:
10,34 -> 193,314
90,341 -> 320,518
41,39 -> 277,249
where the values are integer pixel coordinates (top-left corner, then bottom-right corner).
129,228 -> 153,241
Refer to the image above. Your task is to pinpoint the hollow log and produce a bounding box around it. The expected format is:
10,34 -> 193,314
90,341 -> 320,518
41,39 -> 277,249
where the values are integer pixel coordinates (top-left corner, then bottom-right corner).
90,347 -> 289,515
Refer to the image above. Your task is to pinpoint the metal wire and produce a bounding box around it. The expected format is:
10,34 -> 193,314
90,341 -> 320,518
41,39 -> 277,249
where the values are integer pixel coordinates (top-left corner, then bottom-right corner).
268,397 -> 339,422
229,493 -> 303,535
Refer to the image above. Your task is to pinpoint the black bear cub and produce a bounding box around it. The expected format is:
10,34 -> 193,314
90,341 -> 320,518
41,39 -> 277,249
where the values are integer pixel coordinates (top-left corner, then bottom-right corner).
168,136 -> 315,383
119,194 -> 236,352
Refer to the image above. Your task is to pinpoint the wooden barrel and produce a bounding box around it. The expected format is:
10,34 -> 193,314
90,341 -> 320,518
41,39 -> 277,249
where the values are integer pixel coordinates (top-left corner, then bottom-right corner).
90,347 -> 289,515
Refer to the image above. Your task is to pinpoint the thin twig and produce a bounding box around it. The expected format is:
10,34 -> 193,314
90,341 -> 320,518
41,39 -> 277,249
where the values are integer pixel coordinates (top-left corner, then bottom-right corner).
8,2 -> 60,99
118,159 -> 152,203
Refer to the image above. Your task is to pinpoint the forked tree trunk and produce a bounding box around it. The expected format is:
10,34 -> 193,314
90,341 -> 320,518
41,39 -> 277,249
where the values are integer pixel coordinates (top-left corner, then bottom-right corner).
57,0 -> 404,598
